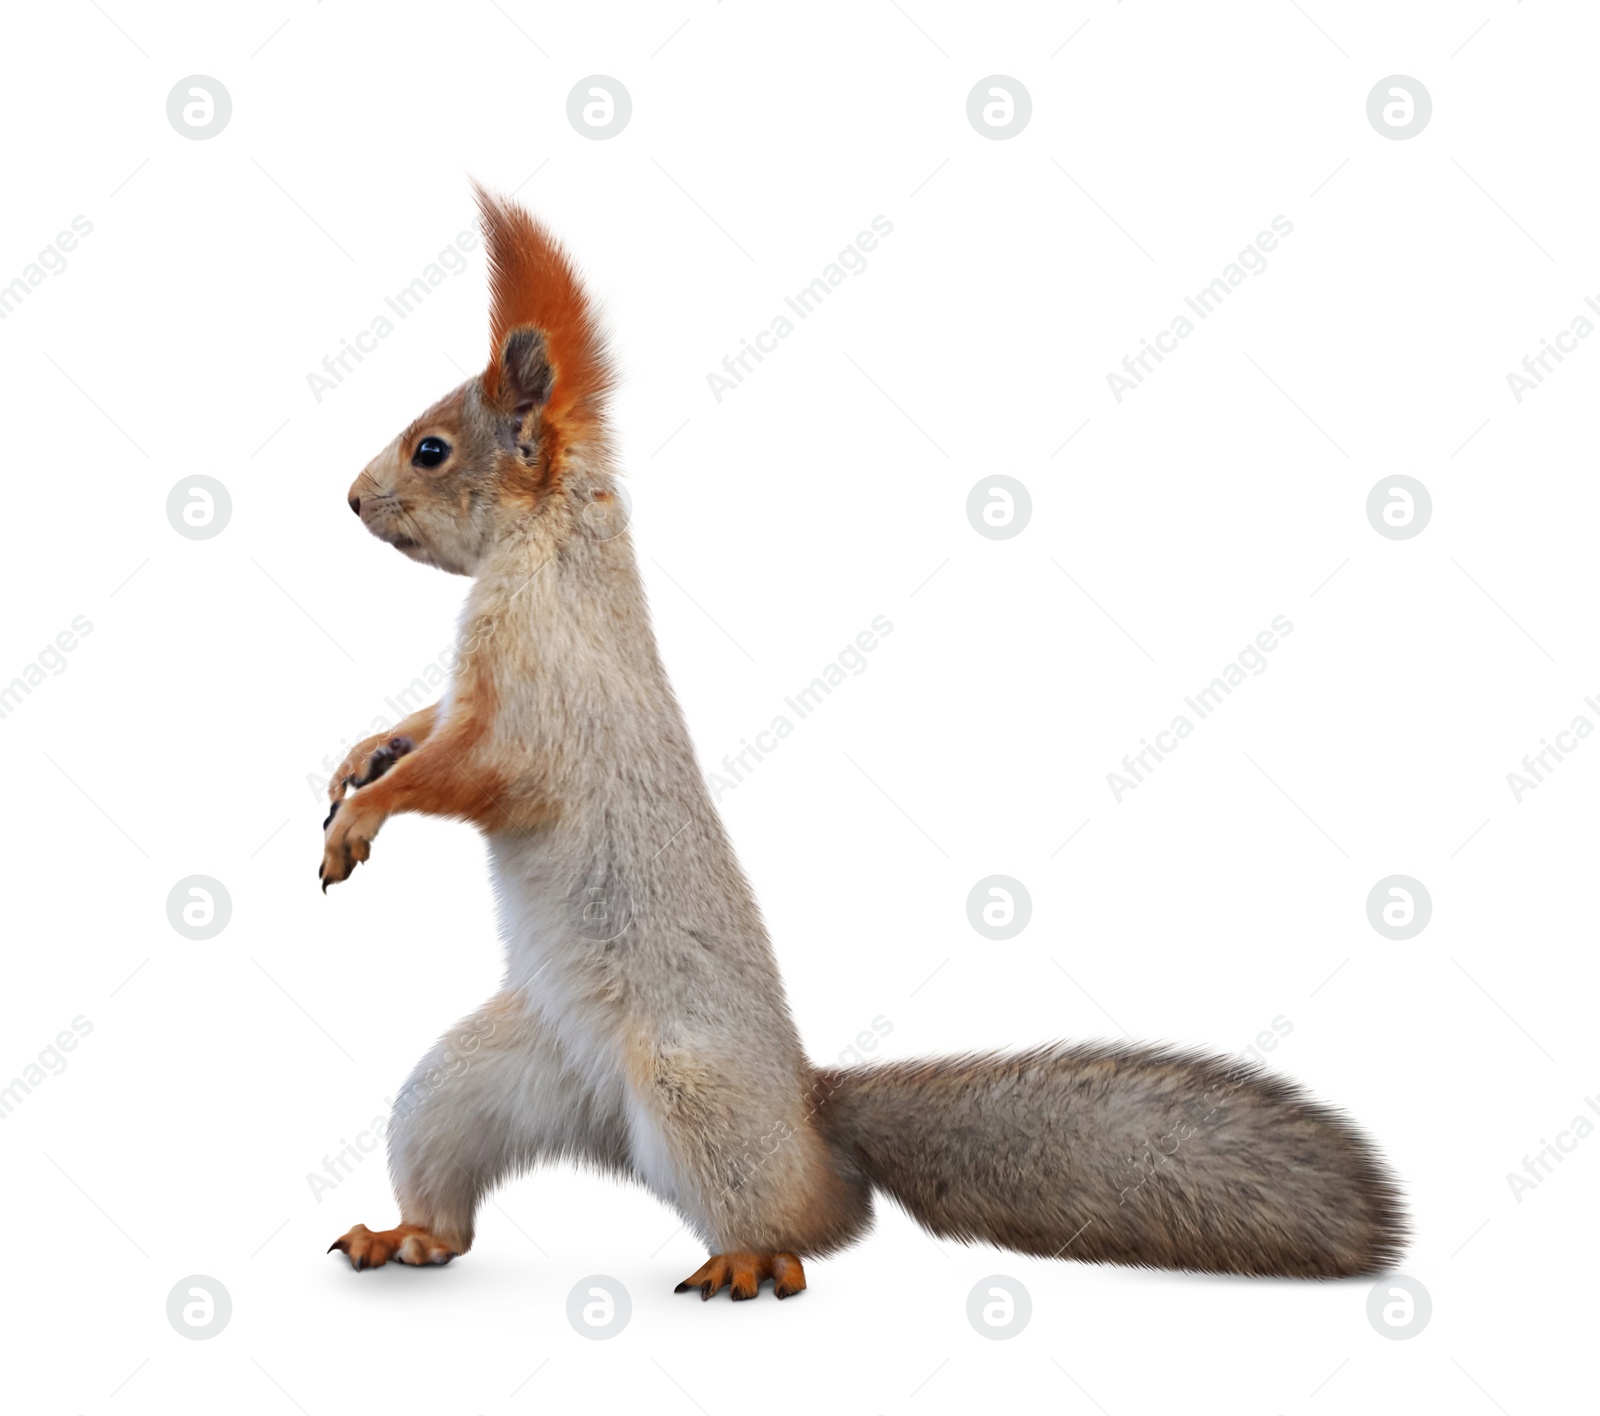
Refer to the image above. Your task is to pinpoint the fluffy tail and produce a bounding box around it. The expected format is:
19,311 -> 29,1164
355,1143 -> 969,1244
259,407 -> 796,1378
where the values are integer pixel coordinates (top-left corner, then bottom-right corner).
813,1044 -> 1406,1278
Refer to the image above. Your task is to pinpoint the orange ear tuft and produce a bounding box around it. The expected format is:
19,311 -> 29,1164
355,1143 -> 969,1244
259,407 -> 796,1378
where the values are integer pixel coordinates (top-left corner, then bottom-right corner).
474,183 -> 612,443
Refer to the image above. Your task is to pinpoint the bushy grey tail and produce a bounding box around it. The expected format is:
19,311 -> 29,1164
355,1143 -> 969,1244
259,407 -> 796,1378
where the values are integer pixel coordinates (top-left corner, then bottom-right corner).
813,1043 -> 1406,1278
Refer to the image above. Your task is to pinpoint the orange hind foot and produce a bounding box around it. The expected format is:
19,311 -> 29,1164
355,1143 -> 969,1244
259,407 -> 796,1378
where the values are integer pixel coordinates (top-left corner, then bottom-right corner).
675,1251 -> 806,1301
328,1222 -> 459,1270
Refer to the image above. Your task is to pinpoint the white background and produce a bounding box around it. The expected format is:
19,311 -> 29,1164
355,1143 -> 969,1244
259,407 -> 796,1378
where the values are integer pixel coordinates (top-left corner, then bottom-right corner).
1,1 -> 1593,1411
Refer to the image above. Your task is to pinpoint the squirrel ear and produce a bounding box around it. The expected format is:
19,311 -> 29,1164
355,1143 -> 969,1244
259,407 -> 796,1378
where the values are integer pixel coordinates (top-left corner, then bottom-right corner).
497,327 -> 552,425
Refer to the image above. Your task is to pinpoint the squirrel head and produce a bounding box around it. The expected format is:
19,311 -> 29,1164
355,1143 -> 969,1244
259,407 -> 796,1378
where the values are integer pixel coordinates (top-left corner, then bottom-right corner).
347,186 -> 614,576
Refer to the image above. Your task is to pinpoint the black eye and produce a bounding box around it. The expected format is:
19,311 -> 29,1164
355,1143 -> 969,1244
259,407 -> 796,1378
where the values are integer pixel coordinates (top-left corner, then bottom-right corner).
413,436 -> 450,469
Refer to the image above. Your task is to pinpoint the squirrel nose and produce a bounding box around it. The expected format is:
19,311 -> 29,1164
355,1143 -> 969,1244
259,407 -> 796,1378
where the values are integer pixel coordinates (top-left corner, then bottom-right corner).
348,495 -> 362,515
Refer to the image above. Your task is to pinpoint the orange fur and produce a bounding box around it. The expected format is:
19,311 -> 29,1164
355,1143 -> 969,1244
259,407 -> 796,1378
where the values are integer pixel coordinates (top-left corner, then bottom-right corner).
675,1251 -> 807,1301
356,745 -> 513,830
327,704 -> 440,802
474,184 -> 612,463
319,662 -> 544,887
329,1222 -> 460,1269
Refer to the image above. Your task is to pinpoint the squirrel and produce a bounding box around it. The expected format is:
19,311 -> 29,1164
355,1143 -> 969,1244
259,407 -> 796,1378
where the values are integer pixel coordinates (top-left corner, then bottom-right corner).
321,186 -> 1406,1300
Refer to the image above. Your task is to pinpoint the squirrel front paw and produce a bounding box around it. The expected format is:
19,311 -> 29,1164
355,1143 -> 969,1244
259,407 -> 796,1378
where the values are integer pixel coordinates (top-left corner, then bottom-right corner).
320,796 -> 382,890
328,734 -> 416,803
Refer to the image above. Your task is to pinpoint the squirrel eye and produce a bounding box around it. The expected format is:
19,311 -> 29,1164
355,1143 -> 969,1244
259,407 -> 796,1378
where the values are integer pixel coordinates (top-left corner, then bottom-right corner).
413,436 -> 450,469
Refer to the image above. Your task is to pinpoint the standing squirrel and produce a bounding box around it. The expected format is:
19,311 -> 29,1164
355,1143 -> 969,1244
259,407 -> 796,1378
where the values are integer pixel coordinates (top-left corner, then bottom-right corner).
321,187 -> 1405,1300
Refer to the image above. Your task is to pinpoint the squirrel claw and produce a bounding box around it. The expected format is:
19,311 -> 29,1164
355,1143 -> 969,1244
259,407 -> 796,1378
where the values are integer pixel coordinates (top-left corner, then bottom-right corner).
674,1251 -> 805,1301
330,1222 -> 459,1269
320,807 -> 372,889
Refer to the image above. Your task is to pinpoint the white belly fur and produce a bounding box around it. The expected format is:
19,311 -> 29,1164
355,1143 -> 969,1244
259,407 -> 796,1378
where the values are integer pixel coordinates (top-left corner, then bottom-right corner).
487,833 -> 709,1236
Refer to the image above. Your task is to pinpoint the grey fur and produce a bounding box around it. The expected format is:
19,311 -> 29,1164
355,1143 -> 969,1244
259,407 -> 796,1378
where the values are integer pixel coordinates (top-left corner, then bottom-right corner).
815,1045 -> 1407,1277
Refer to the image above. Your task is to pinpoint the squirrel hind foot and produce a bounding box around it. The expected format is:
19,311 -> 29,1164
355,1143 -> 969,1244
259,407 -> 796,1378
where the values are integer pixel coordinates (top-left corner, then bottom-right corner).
674,1251 -> 806,1301
328,1222 -> 458,1271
